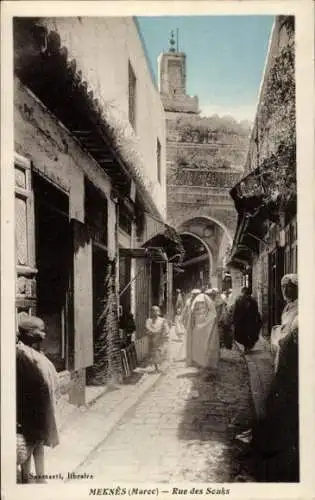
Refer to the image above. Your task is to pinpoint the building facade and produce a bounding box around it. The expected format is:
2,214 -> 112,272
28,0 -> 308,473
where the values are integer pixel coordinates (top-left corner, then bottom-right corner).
158,36 -> 250,293
14,17 -> 181,412
229,16 -> 296,335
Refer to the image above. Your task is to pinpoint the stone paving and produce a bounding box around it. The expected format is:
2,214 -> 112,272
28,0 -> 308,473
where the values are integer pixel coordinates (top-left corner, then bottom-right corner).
45,334 -> 183,476
77,339 -> 255,483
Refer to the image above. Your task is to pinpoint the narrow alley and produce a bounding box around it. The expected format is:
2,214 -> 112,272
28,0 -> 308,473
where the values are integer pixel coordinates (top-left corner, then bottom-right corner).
76,338 -> 254,483
10,14 -> 301,495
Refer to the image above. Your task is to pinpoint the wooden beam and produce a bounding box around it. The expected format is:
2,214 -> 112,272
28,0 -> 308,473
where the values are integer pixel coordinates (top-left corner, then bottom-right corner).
72,130 -> 92,135
98,158 -> 113,164
181,253 -> 208,268
84,147 -> 108,153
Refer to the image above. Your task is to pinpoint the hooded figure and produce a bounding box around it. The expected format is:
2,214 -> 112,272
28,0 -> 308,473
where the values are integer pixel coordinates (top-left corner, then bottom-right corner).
175,289 -> 184,313
232,287 -> 262,352
252,273 -> 299,482
186,293 -> 219,369
181,289 -> 201,329
16,315 -> 59,483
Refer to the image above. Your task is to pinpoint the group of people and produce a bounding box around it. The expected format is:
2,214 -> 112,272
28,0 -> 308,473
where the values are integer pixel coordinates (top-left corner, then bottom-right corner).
144,287 -> 233,375
163,279 -> 299,482
16,272 -> 299,483
172,285 -> 262,368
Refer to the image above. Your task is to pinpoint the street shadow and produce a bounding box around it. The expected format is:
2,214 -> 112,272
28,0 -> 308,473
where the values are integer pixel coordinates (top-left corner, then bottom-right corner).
176,348 -> 257,481
123,371 -> 145,385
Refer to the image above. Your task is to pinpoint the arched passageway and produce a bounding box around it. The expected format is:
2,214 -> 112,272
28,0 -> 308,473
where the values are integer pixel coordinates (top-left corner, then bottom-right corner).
173,233 -> 212,293
173,216 -> 238,295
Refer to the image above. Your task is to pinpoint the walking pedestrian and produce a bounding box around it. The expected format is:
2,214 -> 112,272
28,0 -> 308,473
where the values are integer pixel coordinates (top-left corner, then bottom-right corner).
221,288 -> 232,305
174,289 -> 184,314
181,288 -> 201,329
173,307 -> 185,339
186,293 -> 219,373
216,289 -> 233,349
232,287 -> 262,353
146,306 -> 169,373
205,289 -> 229,347
16,315 -> 60,483
204,288 -> 217,303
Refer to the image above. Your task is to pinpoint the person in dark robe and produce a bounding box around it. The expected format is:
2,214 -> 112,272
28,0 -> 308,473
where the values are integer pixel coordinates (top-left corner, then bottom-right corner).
232,287 -> 262,353
16,315 -> 59,483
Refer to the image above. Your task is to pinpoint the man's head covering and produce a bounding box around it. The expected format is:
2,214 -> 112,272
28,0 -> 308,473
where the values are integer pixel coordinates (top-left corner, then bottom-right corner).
204,288 -> 212,295
281,273 -> 298,287
191,293 -> 211,308
190,293 -> 215,321
191,289 -> 201,296
18,315 -> 46,342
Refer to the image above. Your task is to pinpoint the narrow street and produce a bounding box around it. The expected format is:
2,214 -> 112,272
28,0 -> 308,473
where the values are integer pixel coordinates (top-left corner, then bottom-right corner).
77,338 -> 255,483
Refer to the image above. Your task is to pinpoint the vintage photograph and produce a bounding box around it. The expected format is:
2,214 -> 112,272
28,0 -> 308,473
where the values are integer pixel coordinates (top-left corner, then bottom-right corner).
11,10 -> 299,487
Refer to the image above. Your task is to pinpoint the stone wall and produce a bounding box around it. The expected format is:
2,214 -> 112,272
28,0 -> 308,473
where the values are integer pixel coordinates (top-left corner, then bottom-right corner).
164,113 -> 249,242
15,79 -> 117,410
15,16 -> 167,219
236,16 -> 296,335
244,17 -> 295,177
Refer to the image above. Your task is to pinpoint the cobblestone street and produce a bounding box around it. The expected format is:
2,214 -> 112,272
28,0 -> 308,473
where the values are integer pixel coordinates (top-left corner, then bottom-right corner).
77,338 -> 255,483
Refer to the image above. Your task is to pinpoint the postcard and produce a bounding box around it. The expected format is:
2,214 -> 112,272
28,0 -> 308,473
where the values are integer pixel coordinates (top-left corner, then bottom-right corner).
1,1 -> 315,499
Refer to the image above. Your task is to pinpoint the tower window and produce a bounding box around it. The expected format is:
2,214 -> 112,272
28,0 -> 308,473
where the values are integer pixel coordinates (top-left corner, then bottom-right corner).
128,61 -> 137,130
157,138 -> 162,183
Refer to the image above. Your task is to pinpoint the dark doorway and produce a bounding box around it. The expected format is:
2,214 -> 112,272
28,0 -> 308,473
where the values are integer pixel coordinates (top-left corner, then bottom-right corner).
151,262 -> 161,308
268,246 -> 285,332
174,234 -> 210,293
34,174 -> 70,372
119,252 -> 131,317
86,245 -> 109,384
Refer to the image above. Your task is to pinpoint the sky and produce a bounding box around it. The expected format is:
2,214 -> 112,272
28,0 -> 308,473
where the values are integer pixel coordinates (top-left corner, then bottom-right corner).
136,16 -> 274,123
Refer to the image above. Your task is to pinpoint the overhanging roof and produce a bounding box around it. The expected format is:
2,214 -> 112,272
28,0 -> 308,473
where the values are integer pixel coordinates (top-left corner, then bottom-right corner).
142,228 -> 184,263
14,19 -> 163,219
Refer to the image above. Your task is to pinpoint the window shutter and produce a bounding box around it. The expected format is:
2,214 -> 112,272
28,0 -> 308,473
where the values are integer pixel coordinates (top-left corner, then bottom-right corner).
15,153 -> 37,315
72,218 -> 93,369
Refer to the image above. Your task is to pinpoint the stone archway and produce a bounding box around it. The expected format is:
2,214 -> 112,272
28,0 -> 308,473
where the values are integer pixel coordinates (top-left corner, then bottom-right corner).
173,232 -> 212,293
181,231 -> 213,273
177,216 -> 233,290
169,206 -> 236,246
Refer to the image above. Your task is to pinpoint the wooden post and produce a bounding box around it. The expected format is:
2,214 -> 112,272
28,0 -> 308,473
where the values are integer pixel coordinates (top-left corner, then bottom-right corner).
166,262 -> 173,321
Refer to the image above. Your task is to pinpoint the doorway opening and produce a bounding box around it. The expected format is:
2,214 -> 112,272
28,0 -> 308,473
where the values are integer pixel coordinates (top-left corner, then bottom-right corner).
86,245 -> 109,385
34,173 -> 71,372
174,233 -> 210,293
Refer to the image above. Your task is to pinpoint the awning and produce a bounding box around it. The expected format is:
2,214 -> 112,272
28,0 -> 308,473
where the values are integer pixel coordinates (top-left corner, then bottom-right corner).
229,166 -> 275,268
119,247 -> 168,263
228,243 -> 255,269
228,209 -> 267,268
142,227 -> 184,263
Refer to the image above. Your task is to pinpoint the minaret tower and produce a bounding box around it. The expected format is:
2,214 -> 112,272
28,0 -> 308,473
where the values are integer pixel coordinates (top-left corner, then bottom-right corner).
158,30 -> 199,113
